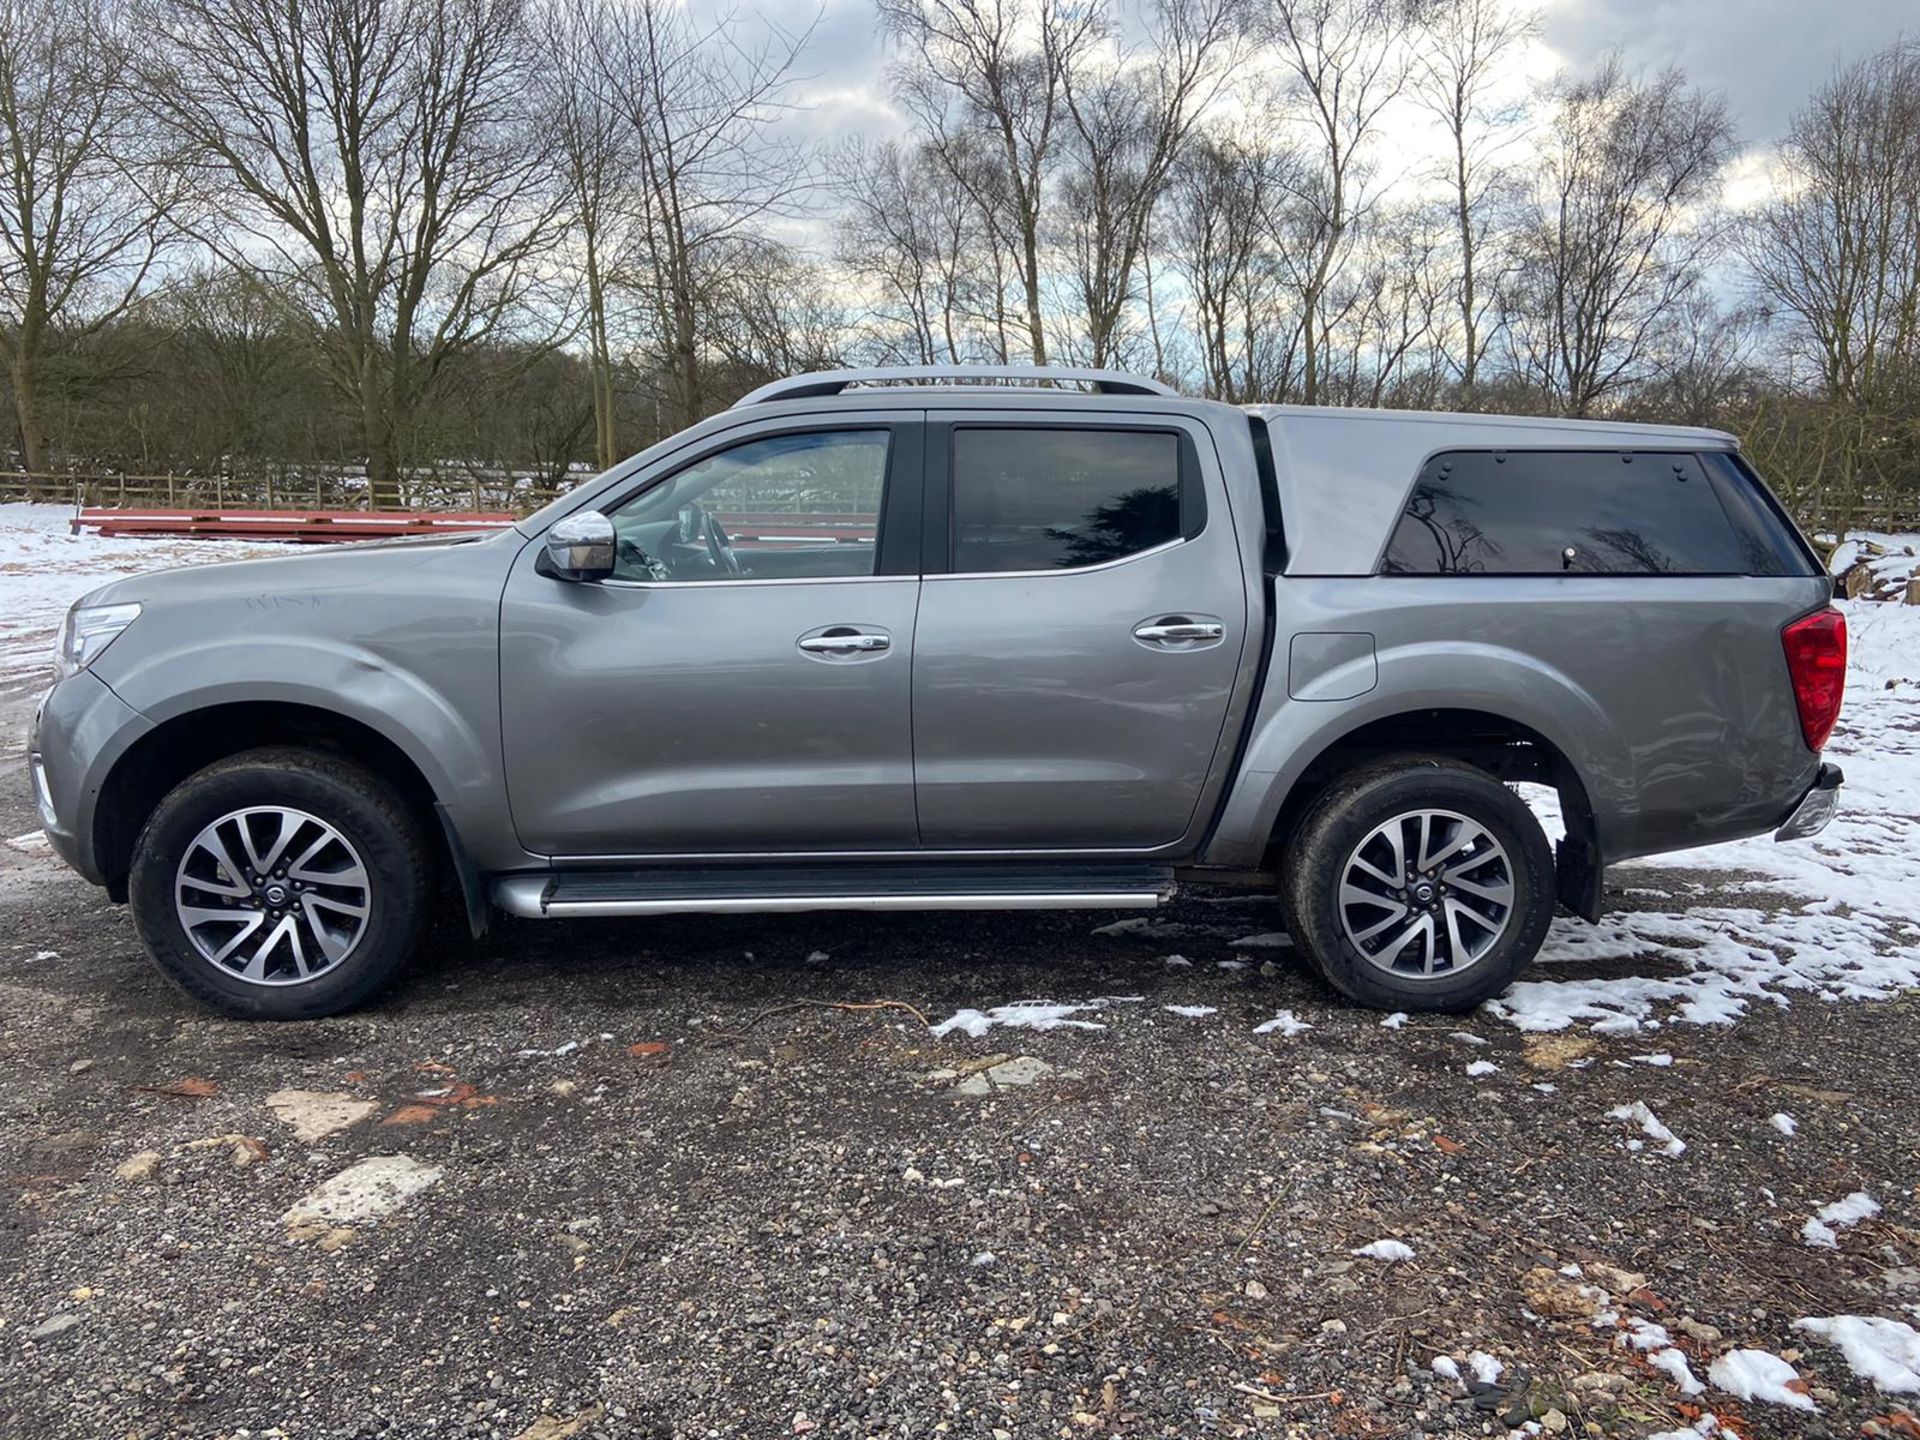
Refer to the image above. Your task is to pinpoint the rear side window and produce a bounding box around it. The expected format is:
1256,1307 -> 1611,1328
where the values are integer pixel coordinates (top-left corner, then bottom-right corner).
1699,452 -> 1821,577
951,428 -> 1191,573
1381,450 -> 1749,576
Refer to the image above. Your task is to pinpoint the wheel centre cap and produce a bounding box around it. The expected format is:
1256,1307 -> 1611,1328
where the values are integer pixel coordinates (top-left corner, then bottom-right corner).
262,883 -> 289,907
1412,881 -> 1436,904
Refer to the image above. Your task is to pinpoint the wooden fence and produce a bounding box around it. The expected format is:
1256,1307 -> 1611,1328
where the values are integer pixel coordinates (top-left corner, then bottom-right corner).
0,471 -> 574,516
4,469 -> 1917,538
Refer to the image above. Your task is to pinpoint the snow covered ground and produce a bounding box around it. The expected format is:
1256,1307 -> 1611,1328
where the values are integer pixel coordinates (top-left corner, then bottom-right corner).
1495,597 -> 1920,1034
0,503 -> 277,689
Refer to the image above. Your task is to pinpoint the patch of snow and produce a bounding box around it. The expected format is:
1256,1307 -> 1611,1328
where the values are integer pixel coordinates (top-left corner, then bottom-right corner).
1648,1346 -> 1706,1396
515,1040 -> 581,1058
1608,1101 -> 1685,1156
1448,1030 -> 1488,1046
1252,1009 -> 1312,1037
1793,1315 -> 1920,1393
1380,1011 -> 1409,1029
1162,954 -> 1192,968
1801,1191 -> 1880,1249
1631,1052 -> 1674,1067
1623,1318 -> 1673,1351
1465,1059 -> 1499,1077
1351,1239 -> 1415,1262
1162,1004 -> 1217,1019
930,998 -> 1139,1038
1769,1112 -> 1797,1137
1216,959 -> 1247,970
1429,1355 -> 1461,1382
1707,1349 -> 1816,1411
1532,1082 -> 1557,1093
1467,1350 -> 1504,1385
1229,931 -> 1290,949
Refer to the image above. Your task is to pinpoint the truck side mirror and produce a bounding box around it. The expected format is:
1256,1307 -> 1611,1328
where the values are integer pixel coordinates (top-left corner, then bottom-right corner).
542,511 -> 616,582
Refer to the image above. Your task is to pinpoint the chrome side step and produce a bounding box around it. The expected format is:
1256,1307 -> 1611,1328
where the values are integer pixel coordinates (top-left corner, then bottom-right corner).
491,863 -> 1176,920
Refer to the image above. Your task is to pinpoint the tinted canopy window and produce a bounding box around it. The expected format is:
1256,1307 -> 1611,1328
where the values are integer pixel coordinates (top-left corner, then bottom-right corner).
1381,450 -> 1748,576
952,428 -> 1184,573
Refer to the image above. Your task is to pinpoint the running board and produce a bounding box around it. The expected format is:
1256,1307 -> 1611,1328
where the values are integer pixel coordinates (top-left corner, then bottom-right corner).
491,862 -> 1177,919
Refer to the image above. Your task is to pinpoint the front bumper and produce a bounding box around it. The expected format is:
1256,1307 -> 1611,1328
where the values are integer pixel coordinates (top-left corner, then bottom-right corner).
1774,762 -> 1843,842
27,670 -> 153,885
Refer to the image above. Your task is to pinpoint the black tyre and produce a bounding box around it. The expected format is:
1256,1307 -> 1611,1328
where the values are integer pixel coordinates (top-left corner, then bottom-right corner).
1280,756 -> 1554,1013
129,747 -> 431,1019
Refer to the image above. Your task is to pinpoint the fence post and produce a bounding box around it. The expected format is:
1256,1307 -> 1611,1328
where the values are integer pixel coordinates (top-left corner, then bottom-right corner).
216,474 -> 224,508
167,473 -> 176,506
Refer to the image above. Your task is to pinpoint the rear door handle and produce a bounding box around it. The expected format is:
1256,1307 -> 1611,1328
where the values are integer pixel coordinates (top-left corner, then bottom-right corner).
1134,617 -> 1225,648
798,626 -> 891,658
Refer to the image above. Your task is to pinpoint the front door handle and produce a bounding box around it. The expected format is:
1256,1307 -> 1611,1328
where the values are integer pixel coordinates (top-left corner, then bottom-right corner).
798,626 -> 890,658
1134,617 -> 1225,648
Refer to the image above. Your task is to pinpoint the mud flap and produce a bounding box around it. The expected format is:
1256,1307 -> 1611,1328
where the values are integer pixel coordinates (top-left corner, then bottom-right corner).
1555,835 -> 1603,923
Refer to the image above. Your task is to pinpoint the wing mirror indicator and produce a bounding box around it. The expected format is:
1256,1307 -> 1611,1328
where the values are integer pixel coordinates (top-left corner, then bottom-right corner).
543,510 -> 616,582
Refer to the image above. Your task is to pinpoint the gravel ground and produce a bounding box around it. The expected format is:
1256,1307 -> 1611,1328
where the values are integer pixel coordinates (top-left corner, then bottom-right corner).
1,679 -> 1916,1440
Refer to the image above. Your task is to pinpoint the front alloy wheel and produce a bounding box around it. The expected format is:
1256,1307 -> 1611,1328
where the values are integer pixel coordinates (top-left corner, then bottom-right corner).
174,806 -> 373,984
131,747 -> 430,1019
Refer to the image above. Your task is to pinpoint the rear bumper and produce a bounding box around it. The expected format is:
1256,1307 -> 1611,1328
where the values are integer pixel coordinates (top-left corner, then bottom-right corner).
1774,762 -> 1843,842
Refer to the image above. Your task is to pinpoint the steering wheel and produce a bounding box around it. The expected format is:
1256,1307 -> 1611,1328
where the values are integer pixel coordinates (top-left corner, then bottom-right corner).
703,508 -> 744,576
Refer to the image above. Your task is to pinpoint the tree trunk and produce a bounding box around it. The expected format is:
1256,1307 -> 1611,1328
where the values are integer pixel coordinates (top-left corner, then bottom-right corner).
585,233 -> 617,469
10,352 -> 44,479
361,368 -> 402,509
1453,125 -> 1478,398
1021,225 -> 1048,364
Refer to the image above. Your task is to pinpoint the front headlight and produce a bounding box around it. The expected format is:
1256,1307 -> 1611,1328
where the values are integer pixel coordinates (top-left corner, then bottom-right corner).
54,602 -> 142,681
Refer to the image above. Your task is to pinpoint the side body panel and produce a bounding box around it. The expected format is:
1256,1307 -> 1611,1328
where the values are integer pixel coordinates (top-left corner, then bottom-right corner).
1203,572 -> 1832,869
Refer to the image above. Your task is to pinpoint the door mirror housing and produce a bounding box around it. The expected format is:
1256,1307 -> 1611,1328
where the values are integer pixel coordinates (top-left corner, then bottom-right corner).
543,511 -> 616,582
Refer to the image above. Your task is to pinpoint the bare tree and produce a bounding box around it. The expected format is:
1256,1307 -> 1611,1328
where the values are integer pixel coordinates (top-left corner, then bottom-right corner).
836,138 -> 990,365
878,0 -> 1103,365
0,0 -> 179,476
1409,0 -> 1534,398
602,0 -> 813,429
1743,41 -> 1920,412
1265,0 -> 1418,404
1055,0 -> 1242,368
135,0 -> 560,506
1498,58 -> 1734,416
1166,125 -> 1306,402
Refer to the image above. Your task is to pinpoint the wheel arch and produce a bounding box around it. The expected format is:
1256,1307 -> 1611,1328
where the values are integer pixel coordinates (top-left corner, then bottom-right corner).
92,701 -> 447,901
1264,708 -> 1603,921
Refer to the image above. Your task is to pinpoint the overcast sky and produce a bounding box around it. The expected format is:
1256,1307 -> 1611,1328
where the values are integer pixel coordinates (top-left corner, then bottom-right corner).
773,0 -> 1913,160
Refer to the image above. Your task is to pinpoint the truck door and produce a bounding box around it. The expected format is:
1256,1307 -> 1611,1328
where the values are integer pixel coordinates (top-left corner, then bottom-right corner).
910,414 -> 1249,849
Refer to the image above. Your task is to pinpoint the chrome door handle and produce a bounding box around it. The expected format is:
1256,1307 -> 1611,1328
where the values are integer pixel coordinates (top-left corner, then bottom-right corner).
798,631 -> 890,654
1134,621 -> 1224,643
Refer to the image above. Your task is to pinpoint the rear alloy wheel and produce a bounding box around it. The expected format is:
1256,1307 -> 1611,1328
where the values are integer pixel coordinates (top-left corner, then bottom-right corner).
131,748 -> 430,1019
1283,757 -> 1554,1012
1336,808 -> 1515,979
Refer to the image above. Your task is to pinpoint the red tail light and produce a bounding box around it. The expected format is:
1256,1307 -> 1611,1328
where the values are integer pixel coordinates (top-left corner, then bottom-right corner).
1781,607 -> 1847,751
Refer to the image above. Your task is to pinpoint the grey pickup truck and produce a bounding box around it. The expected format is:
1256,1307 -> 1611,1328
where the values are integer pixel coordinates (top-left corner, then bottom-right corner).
30,366 -> 1846,1019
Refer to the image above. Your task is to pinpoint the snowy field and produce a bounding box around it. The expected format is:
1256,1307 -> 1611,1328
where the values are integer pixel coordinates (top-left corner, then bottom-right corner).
3,502 -> 1917,1040
0,503 -> 278,689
